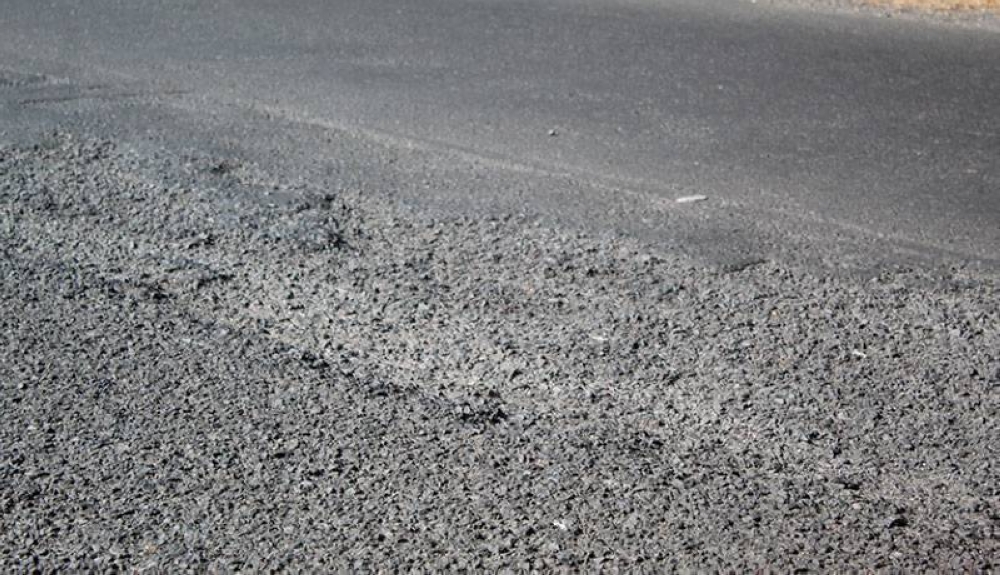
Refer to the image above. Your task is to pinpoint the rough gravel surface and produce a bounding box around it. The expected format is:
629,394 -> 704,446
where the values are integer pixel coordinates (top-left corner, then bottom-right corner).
1,134 -> 999,572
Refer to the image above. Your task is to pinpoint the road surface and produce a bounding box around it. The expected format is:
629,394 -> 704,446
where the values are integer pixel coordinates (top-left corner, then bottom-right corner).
2,0 -> 999,270
1,0 -> 998,571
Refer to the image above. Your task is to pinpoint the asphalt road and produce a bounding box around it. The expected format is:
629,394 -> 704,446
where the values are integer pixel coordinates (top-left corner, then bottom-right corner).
2,0 -> 999,571
1,0 -> 998,270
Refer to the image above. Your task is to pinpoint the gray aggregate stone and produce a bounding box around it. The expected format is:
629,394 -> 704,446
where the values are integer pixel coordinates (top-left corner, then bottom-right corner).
0,134 -> 998,571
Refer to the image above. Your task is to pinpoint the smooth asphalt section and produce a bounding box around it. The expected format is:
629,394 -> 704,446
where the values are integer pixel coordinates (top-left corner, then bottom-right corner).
0,0 -> 998,272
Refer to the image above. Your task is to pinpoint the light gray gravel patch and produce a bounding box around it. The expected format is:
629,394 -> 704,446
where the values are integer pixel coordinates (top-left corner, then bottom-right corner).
1,135 -> 999,571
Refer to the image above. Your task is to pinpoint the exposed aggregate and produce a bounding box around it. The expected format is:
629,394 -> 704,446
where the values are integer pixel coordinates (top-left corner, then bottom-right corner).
1,135 -> 998,571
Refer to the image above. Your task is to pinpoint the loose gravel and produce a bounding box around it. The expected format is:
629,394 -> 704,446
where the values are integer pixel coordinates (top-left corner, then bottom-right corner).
1,134 -> 998,571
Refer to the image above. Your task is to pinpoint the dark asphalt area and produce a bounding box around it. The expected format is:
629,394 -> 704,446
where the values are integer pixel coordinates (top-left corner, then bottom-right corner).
2,0 -> 1000,269
1,0 -> 999,571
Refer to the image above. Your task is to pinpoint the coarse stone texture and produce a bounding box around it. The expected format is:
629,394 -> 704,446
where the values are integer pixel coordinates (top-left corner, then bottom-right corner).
1,135 -> 998,572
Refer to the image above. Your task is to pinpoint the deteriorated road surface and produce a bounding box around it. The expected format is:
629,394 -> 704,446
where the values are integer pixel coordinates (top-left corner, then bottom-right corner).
1,0 -> 998,571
